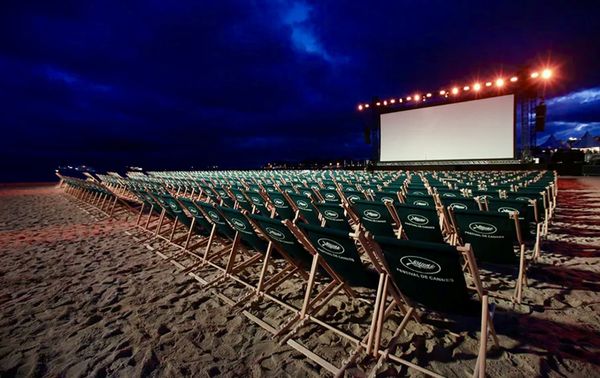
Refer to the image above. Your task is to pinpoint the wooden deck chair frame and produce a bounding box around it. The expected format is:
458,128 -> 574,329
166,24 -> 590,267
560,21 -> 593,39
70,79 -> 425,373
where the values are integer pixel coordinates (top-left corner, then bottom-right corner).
448,208 -> 529,304
359,235 -> 499,378
281,223 -> 413,377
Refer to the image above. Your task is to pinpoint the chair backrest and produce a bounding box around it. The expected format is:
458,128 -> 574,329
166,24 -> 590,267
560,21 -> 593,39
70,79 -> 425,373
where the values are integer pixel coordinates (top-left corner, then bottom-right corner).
244,191 -> 271,215
319,189 -> 342,204
158,194 -> 192,227
265,191 -> 296,220
287,192 -> 321,225
439,197 -> 478,211
372,191 -> 399,205
373,236 -> 471,312
484,198 -> 533,240
218,206 -> 267,252
195,201 -> 236,240
248,214 -> 313,267
351,200 -> 397,238
229,188 -> 254,212
394,203 -> 444,243
297,223 -> 373,287
313,202 -> 352,231
176,197 -> 213,236
451,209 -> 519,264
404,194 -> 436,207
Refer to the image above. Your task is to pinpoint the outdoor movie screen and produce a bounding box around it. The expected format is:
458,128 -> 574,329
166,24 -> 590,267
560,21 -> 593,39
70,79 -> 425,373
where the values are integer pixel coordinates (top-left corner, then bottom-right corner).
379,94 -> 515,162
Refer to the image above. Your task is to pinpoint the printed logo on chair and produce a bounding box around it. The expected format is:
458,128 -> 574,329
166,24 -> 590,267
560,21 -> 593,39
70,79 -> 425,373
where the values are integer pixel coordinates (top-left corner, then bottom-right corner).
297,200 -> 309,209
407,214 -> 429,226
468,222 -> 497,235
325,193 -> 336,200
208,211 -> 220,221
413,200 -> 429,207
498,207 -> 517,214
265,227 -> 286,242
317,238 -> 349,258
381,197 -> 394,203
323,210 -> 339,219
516,197 -> 530,202
363,209 -> 381,220
442,193 -> 457,197
400,256 -> 441,275
449,203 -> 467,210
413,191 -> 425,196
236,194 -> 244,200
273,198 -> 285,207
251,197 -> 262,204
188,206 -> 198,214
168,201 -> 179,211
231,218 -> 247,230
348,195 -> 360,203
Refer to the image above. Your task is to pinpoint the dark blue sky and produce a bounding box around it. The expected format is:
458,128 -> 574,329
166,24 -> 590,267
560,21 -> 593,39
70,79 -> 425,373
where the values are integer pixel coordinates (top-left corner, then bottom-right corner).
1,1 -> 599,181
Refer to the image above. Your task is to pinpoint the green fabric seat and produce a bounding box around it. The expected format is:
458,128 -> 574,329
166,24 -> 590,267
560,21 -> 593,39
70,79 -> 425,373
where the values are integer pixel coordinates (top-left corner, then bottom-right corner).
452,209 -> 518,265
395,203 -> 444,243
439,197 -> 478,211
287,192 -> 321,225
218,206 -> 268,252
313,202 -> 352,231
265,191 -> 296,220
404,194 -> 436,207
249,214 -> 313,267
176,197 -> 213,237
374,236 -> 471,312
297,223 -> 378,288
196,201 -> 236,240
351,200 -> 397,238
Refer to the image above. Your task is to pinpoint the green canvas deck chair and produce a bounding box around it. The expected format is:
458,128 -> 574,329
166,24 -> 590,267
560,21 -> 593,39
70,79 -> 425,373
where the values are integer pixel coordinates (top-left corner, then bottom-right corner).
243,190 -> 273,216
403,193 -> 436,207
229,187 -> 254,212
316,188 -> 342,204
313,202 -> 353,231
371,191 -> 401,205
437,196 -> 480,244
393,203 -> 445,243
368,236 -> 498,378
285,192 -> 321,225
449,208 -> 528,303
264,191 -> 296,220
506,190 -> 549,236
245,215 -> 350,336
349,200 -> 398,238
283,223 -> 409,376
481,197 -> 541,258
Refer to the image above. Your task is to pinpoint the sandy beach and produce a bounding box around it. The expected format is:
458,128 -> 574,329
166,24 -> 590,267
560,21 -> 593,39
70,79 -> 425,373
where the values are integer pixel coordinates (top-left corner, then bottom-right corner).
1,178 -> 599,377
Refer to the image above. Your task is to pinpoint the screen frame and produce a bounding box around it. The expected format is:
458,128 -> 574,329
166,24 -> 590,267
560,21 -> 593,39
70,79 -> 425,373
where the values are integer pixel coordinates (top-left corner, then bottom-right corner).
376,94 -> 516,163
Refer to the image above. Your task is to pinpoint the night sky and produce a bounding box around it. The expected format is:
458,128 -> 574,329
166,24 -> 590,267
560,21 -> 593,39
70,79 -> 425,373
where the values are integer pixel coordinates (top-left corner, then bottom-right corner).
1,1 -> 600,181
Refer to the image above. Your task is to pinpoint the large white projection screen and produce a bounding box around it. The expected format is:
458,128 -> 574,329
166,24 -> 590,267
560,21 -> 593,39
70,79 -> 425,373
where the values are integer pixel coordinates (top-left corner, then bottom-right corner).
380,94 -> 514,161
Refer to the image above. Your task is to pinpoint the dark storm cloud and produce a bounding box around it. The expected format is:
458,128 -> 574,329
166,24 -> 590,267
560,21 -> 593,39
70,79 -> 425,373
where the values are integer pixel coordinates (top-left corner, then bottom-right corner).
0,0 -> 599,180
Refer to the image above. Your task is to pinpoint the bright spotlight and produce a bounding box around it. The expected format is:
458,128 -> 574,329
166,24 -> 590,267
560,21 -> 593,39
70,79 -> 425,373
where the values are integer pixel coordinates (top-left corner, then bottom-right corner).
365,104 -> 369,108
531,72 -> 539,78
451,87 -> 459,95
426,93 -> 432,98
495,78 -> 504,87
406,96 -> 412,101
463,86 -> 470,91
510,76 -> 518,82
383,100 -> 388,105
376,102 -> 381,106
390,99 -> 396,104
473,83 -> 481,91
414,94 -> 421,101
439,90 -> 446,95
542,69 -> 552,79
399,98 -> 403,103
485,82 -> 492,87
358,104 -> 363,111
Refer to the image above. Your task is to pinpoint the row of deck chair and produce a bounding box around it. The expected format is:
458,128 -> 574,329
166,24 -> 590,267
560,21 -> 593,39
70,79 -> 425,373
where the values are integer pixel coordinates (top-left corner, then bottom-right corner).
58,169 -> 557,377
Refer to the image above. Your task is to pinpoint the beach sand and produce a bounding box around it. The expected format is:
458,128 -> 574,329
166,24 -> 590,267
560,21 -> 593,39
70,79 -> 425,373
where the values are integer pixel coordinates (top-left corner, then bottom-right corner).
0,178 -> 598,377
